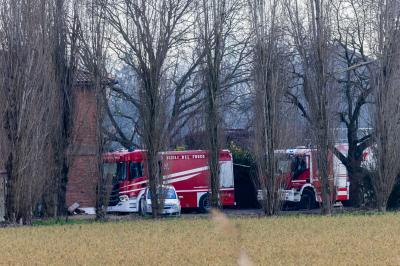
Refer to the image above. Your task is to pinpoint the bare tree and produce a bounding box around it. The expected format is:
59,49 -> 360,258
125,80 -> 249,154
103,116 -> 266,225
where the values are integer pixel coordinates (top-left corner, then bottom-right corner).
249,0 -> 287,215
47,0 -> 79,218
0,0 -> 70,224
77,0 -> 111,220
284,0 -> 335,214
330,0 -> 375,207
0,0 -> 81,223
198,0 -> 225,208
197,0 -> 250,208
101,0 -> 195,217
370,0 -> 400,212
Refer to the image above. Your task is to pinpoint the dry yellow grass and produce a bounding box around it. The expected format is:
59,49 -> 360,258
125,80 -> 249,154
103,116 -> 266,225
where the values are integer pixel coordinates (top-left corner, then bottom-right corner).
1,213 -> 400,265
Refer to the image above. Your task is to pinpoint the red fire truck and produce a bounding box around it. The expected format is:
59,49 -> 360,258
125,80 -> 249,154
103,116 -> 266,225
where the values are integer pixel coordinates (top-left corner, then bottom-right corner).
258,144 -> 352,209
104,149 -> 235,213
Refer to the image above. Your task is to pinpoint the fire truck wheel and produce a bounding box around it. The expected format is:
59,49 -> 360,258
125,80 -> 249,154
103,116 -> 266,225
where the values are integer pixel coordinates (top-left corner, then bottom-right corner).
300,190 -> 316,210
199,194 -> 211,213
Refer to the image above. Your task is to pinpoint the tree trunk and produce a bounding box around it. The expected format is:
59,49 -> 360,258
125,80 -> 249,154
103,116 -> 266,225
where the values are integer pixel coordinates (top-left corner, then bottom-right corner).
348,172 -> 362,207
317,123 -> 332,215
148,150 -> 161,218
207,85 -> 220,208
376,194 -> 388,212
5,154 -> 16,223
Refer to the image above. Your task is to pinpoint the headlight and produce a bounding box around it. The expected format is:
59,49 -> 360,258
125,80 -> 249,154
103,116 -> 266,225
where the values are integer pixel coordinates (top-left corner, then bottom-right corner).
119,195 -> 129,202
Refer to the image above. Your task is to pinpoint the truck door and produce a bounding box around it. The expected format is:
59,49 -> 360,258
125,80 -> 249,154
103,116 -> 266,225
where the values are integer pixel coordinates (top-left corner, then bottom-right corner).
219,161 -> 234,188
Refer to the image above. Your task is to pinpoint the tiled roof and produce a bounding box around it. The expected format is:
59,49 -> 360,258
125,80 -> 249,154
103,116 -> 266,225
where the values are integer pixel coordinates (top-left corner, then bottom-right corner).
74,70 -> 117,87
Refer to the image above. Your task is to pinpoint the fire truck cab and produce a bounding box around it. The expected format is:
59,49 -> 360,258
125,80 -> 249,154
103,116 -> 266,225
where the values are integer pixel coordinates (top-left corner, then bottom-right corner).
259,145 -> 350,209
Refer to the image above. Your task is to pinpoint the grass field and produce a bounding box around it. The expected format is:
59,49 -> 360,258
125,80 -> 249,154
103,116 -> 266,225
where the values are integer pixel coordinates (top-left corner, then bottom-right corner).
1,212 -> 400,265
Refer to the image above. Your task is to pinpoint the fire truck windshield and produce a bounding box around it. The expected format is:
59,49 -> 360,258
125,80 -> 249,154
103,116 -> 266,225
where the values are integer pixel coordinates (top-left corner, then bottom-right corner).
116,162 -> 127,181
129,162 -> 144,179
276,156 -> 291,174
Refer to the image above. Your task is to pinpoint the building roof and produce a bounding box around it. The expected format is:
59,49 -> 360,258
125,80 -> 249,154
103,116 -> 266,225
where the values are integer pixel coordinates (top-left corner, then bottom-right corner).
74,70 -> 117,87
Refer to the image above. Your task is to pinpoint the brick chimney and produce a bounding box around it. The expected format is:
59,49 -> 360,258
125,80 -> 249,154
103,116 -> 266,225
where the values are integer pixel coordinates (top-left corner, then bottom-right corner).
65,71 -> 100,214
